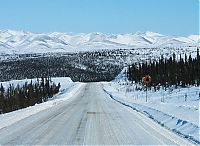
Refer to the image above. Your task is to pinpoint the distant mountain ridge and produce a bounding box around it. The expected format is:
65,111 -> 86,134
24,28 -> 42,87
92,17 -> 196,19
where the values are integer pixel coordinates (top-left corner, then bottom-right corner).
0,30 -> 199,54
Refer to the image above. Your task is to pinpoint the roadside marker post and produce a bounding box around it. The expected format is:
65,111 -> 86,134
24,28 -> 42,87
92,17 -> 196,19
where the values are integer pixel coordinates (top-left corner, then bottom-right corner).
143,75 -> 152,102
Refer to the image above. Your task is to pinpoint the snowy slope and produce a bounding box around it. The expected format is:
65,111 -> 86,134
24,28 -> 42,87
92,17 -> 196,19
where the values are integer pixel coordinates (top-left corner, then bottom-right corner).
0,77 -> 85,130
0,30 -> 199,54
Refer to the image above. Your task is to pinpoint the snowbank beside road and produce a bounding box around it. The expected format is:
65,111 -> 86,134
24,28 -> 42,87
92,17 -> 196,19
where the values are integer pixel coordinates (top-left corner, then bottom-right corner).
0,77 -> 73,90
0,77 -> 85,130
102,82 -> 200,145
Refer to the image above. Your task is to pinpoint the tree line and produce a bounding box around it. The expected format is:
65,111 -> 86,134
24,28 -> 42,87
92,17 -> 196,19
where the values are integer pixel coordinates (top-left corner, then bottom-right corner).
0,77 -> 60,114
128,48 -> 200,89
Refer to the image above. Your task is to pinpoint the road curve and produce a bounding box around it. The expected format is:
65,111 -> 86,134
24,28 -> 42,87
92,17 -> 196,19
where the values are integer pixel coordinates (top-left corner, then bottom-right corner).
0,83 -> 193,145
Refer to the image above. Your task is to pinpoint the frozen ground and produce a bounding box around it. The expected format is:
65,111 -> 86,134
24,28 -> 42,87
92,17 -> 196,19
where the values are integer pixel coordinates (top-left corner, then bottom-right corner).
0,77 -> 85,130
102,78 -> 199,144
0,83 -> 192,145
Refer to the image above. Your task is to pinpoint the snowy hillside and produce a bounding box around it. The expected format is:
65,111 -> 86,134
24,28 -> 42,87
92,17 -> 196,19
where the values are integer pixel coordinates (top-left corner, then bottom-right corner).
0,30 -> 199,54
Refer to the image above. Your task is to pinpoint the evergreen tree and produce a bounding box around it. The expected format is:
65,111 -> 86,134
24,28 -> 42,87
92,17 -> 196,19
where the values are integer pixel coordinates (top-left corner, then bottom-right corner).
0,84 -> 5,113
128,48 -> 200,89
0,77 -> 61,114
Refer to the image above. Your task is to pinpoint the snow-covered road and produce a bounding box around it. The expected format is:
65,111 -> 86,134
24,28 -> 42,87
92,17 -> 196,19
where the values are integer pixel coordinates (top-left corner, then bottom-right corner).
0,83 -> 193,145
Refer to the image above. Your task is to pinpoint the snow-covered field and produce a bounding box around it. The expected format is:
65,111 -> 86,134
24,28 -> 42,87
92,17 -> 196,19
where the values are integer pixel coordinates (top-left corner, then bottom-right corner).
101,71 -> 200,144
0,77 -> 85,130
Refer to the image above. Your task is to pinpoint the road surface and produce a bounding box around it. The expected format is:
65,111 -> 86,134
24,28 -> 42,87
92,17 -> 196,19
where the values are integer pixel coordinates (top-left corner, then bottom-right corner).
0,83 -> 192,145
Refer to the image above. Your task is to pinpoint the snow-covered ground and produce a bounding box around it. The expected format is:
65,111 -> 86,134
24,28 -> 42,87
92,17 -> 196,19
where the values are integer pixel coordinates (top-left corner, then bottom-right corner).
102,82 -> 199,144
0,77 -> 85,130
0,82 -> 193,145
102,70 -> 200,144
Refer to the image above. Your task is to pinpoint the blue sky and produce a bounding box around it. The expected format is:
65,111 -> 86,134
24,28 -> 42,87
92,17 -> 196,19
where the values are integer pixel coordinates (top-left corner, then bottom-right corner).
0,0 -> 198,36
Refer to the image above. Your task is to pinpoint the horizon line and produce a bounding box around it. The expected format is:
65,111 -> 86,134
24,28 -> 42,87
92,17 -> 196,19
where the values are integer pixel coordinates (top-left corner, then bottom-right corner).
0,28 -> 199,37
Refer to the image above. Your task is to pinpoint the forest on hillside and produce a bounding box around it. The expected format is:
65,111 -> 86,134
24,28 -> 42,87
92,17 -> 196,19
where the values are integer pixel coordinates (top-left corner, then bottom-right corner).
0,50 -> 124,82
